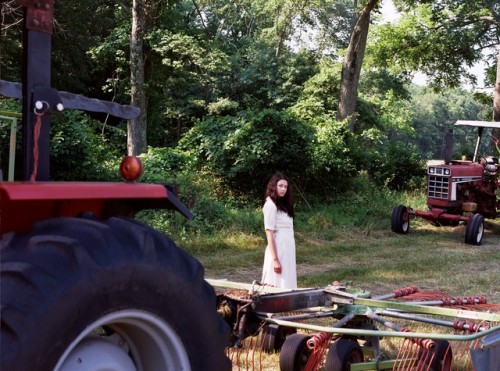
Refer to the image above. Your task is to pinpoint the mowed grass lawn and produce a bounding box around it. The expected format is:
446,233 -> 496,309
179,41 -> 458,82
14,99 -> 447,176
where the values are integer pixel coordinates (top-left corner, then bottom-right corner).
178,207 -> 499,370
184,217 -> 500,302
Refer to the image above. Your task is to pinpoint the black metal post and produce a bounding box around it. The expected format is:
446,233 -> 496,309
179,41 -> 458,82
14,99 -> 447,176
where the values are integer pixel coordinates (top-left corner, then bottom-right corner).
21,0 -> 54,180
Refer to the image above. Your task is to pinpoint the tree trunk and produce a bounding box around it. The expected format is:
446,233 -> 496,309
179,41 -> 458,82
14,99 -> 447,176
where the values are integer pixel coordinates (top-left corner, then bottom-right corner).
337,0 -> 379,132
492,46 -> 500,152
129,0 -> 147,156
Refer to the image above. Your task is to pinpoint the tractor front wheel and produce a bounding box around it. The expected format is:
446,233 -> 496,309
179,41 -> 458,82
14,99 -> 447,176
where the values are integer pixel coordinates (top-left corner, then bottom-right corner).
464,213 -> 484,245
1,216 -> 230,371
391,205 -> 410,234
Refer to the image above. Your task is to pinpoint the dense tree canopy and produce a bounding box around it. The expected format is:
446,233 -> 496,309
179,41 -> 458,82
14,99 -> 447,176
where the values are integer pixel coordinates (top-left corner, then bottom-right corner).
0,0 -> 494,199
370,1 -> 500,88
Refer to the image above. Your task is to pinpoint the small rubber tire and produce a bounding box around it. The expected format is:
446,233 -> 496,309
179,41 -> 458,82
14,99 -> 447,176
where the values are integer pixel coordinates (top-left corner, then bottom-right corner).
261,324 -> 296,353
1,216 -> 231,371
391,205 -> 410,234
325,338 -> 364,371
279,333 -> 312,371
464,213 -> 484,246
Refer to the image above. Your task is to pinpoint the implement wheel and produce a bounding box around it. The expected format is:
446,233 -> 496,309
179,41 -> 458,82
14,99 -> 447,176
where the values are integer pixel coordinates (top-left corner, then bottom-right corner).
261,324 -> 296,353
1,216 -> 230,371
464,213 -> 484,246
325,338 -> 364,371
418,340 -> 452,371
391,205 -> 410,234
279,333 -> 312,371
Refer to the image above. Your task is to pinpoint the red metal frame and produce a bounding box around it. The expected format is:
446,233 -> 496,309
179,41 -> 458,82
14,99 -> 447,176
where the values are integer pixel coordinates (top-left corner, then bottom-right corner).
0,182 -> 192,235
409,207 -> 472,224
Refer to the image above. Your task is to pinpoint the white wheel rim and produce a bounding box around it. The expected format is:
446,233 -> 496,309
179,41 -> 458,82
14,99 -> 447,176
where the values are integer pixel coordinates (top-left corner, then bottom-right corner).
402,212 -> 409,231
55,310 -> 191,371
476,223 -> 484,243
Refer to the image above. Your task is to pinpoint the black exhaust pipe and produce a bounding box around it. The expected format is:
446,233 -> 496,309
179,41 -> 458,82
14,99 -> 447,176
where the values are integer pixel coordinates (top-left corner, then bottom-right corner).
444,129 -> 453,164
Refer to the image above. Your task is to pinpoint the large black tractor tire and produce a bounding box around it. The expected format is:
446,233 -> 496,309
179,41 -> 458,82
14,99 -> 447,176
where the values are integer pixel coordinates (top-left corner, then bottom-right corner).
325,338 -> 364,371
1,216 -> 231,371
464,213 -> 484,246
391,205 -> 410,234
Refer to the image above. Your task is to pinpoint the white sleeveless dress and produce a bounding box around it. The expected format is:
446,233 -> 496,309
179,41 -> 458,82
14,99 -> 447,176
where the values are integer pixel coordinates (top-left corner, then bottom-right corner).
261,197 -> 297,289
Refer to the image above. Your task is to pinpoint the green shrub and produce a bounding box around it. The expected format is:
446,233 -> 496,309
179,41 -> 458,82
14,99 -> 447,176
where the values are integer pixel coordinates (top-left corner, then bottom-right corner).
137,170 -> 263,238
305,118 -> 357,197
139,146 -> 192,183
361,140 -> 426,191
50,110 -> 124,181
179,108 -> 315,198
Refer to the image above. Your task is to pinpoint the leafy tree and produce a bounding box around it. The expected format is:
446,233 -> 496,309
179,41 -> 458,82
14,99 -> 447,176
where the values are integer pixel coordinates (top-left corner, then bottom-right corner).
337,0 -> 381,130
405,86 -> 488,159
370,0 -> 500,148
370,2 -> 499,88
0,2 -> 23,82
1,0 -> 119,98
129,0 -> 148,155
291,58 -> 342,120
255,0 -> 312,57
144,27 -> 232,145
299,0 -> 355,55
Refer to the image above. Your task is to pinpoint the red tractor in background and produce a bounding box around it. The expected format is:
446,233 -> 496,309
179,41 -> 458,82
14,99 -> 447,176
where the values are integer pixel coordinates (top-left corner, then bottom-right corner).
391,120 -> 500,246
0,1 -> 230,370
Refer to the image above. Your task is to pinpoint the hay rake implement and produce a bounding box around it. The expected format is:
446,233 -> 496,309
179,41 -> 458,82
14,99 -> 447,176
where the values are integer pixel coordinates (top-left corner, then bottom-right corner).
208,279 -> 500,371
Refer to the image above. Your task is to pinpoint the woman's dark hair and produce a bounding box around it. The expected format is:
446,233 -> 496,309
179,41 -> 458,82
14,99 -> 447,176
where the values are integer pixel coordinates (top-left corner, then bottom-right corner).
264,172 -> 295,218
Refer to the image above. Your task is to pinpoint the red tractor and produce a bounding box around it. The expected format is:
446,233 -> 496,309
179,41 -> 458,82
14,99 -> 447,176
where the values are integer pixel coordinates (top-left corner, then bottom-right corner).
1,1 -> 230,370
391,120 -> 500,245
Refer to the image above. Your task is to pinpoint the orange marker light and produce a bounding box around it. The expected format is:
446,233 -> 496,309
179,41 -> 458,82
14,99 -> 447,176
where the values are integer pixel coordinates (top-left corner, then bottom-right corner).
119,156 -> 143,181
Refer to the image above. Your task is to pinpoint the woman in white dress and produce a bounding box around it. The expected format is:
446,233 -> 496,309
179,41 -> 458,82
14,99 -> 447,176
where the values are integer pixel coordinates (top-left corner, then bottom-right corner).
261,172 -> 297,289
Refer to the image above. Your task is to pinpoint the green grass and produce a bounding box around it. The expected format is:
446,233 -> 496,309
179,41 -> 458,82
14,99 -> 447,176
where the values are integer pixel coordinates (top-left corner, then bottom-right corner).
153,189 -> 499,370
184,212 -> 499,370
175,195 -> 500,302
139,184 -> 499,300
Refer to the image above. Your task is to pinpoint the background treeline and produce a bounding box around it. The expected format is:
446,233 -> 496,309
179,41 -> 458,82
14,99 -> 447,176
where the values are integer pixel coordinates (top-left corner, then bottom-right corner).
0,0 -> 495,236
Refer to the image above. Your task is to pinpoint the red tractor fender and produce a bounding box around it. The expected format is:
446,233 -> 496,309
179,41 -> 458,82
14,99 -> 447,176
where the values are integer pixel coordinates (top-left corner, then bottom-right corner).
0,182 -> 192,235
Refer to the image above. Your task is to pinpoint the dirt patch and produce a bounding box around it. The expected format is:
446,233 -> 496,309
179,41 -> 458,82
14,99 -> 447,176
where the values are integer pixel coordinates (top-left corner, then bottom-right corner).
211,266 -> 262,283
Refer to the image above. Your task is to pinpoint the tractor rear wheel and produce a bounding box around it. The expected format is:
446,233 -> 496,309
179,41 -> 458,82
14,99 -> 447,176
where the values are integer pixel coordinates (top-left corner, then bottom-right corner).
1,216 -> 230,371
391,205 -> 410,234
464,213 -> 484,245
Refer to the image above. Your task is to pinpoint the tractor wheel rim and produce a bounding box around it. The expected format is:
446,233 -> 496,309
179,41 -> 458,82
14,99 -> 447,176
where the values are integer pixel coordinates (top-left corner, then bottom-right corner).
55,310 -> 191,371
476,223 -> 484,243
